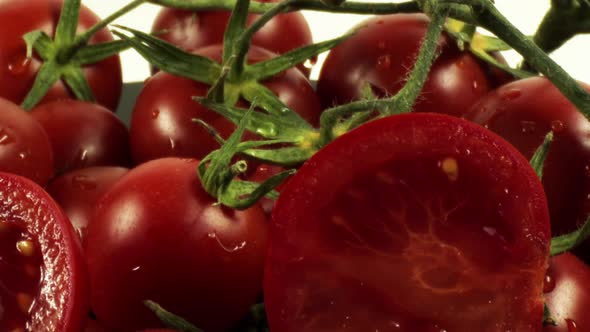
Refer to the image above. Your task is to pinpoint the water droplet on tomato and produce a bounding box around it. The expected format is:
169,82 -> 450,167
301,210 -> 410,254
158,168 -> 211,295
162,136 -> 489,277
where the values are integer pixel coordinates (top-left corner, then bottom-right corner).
208,232 -> 247,252
501,88 -> 521,101
520,120 -> 537,134
77,149 -> 89,163
565,318 -> 578,332
543,274 -> 556,293
280,107 -> 291,114
131,266 -> 141,272
376,55 -> 391,71
169,137 -> 177,150
8,56 -> 31,76
472,80 -> 479,92
151,109 -> 160,119
255,124 -> 278,137
71,175 -> 98,190
551,120 -> 565,133
18,151 -> 29,160
0,128 -> 14,145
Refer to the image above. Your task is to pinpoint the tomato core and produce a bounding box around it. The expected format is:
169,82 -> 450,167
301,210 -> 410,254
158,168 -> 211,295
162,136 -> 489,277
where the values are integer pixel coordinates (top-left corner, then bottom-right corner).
0,220 -> 42,331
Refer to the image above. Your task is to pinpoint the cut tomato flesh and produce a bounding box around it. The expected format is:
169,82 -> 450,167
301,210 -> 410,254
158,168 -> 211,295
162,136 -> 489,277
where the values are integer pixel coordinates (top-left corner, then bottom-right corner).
0,221 -> 42,331
265,113 -> 550,332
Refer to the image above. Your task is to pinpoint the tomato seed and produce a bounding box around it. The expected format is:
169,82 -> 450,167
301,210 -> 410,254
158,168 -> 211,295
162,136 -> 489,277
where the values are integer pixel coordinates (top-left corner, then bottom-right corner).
16,240 -> 35,257
440,157 -> 459,181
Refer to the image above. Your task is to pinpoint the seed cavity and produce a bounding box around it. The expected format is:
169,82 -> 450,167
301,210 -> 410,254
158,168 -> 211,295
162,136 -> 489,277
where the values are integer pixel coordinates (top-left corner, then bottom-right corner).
16,293 -> 34,314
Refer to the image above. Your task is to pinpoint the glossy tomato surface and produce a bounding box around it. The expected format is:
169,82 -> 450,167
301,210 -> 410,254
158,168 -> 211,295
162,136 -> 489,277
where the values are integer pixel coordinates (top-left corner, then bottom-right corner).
0,97 -> 53,185
151,0 -> 313,76
0,172 -> 88,332
85,158 -> 268,332
317,14 -> 505,116
265,113 -> 550,331
464,77 -> 590,261
543,253 -> 590,332
31,99 -> 131,174
46,166 -> 128,244
130,45 -> 322,164
0,0 -> 122,110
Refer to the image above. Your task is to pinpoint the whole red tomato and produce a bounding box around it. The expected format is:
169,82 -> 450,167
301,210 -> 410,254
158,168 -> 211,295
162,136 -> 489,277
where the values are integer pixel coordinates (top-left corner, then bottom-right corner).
265,113 -> 550,331
85,158 -> 268,331
0,97 -> 53,185
464,77 -> 590,261
31,99 -> 131,174
0,172 -> 88,332
46,166 -> 129,244
543,253 -> 590,332
317,14 -> 508,116
0,0 -> 122,110
151,0 -> 313,76
129,45 -> 322,165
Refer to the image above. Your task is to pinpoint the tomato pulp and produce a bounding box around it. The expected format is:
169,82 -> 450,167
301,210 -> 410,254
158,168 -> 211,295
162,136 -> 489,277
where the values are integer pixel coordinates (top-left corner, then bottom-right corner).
265,113 -> 550,331
0,172 -> 88,332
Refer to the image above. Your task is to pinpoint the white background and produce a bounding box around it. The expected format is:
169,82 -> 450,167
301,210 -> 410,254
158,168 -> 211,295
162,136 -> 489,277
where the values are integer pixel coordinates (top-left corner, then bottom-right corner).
81,0 -> 590,83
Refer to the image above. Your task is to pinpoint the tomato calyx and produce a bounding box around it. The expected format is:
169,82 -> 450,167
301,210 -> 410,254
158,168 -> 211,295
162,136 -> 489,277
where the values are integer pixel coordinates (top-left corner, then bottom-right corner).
144,301 -> 204,332
19,0 -> 143,110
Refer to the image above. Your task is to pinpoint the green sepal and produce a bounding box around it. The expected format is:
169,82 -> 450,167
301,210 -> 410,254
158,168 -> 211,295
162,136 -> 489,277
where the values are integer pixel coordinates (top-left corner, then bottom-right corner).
144,300 -> 204,332
62,65 -> 96,102
240,82 -> 311,129
112,26 -> 221,84
23,31 -> 54,60
223,0 -> 250,65
530,131 -> 554,179
20,61 -> 63,111
218,169 -> 294,209
244,146 -> 315,167
244,32 -> 355,81
54,0 -> 81,45
231,303 -> 269,332
543,304 -> 557,326
196,97 -> 312,141
550,216 -> 590,256
72,40 -> 131,65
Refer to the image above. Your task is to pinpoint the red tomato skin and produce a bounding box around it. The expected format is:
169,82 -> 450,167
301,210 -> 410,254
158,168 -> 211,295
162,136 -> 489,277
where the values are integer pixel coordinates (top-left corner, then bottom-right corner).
464,77 -> 590,261
0,172 -> 89,332
543,253 -> 590,332
317,14 -> 502,116
31,99 -> 131,174
151,1 -> 313,76
130,45 -> 321,165
0,97 -> 53,185
46,166 -> 129,244
85,158 -> 268,332
265,113 -> 550,332
0,0 -> 122,110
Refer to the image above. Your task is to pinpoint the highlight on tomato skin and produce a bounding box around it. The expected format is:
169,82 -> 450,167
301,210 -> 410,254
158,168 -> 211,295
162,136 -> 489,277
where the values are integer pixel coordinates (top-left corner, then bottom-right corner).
265,113 -> 550,332
0,171 -> 89,332
543,253 -> 590,332
464,77 -> 590,262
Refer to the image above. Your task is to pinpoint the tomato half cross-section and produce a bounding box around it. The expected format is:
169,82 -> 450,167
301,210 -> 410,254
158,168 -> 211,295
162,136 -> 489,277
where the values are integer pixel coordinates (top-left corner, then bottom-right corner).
0,172 -> 89,332
265,113 -> 550,331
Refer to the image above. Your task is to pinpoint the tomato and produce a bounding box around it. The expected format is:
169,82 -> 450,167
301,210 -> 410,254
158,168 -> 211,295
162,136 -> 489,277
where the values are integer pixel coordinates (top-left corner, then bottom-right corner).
316,14 -> 507,116
0,0 -> 122,110
0,97 -> 53,185
543,253 -> 590,332
0,172 -> 88,331
265,113 -> 550,331
129,45 -> 322,165
151,0 -> 313,76
85,158 -> 268,331
463,77 -> 590,261
31,99 -> 131,175
46,166 -> 129,244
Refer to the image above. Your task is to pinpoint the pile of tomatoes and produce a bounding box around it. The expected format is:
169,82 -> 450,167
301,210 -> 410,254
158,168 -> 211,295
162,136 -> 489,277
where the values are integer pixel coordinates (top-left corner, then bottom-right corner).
0,0 -> 589,331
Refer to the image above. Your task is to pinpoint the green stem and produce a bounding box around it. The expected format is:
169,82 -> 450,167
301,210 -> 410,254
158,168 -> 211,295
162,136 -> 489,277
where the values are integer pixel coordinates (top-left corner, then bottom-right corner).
149,0 -> 420,14
58,0 -> 146,63
453,0 -> 590,119
318,0 -> 448,146
232,0 -> 297,78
